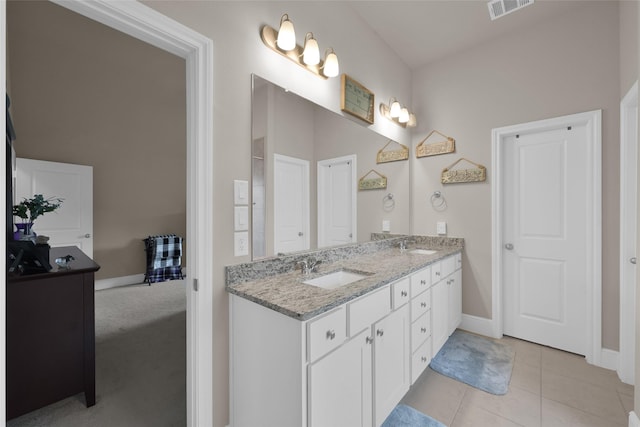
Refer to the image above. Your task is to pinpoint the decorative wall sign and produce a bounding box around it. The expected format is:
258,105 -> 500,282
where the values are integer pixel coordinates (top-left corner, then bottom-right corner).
376,140 -> 409,164
341,74 -> 375,124
416,130 -> 456,158
441,158 -> 487,184
358,169 -> 387,190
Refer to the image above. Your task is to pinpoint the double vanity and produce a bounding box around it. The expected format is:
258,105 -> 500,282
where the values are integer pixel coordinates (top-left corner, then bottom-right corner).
226,235 -> 463,427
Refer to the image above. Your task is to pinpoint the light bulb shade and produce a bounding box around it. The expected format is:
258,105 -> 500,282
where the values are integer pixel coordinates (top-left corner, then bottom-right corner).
399,107 -> 410,123
323,49 -> 339,77
389,101 -> 401,118
276,14 -> 296,51
407,113 -> 417,127
302,33 -> 320,65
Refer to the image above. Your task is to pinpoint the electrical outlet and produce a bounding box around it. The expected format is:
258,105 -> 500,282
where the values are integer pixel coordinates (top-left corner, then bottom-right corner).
382,220 -> 391,232
437,221 -> 447,235
234,231 -> 249,256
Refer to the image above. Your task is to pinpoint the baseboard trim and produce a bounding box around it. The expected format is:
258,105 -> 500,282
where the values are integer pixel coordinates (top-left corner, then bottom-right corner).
630,411 -> 640,427
460,314 -> 497,338
95,274 -> 146,291
599,347 -> 619,371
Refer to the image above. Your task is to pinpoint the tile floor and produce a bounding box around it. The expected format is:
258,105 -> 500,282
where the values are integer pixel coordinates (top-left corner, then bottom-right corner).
401,335 -> 634,427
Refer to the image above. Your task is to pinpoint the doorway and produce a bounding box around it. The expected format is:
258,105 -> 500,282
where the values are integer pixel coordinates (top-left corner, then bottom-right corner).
317,154 -> 357,248
492,110 -> 602,363
619,81 -> 638,385
274,154 -> 310,254
1,1 -> 214,425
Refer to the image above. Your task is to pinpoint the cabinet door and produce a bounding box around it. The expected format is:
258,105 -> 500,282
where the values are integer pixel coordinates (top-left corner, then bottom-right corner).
308,330 -> 372,427
431,280 -> 448,358
373,304 -> 410,427
448,269 -> 462,336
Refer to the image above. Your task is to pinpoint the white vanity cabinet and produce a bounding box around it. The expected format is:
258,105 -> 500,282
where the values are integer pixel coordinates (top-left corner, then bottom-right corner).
229,250 -> 462,427
431,253 -> 463,358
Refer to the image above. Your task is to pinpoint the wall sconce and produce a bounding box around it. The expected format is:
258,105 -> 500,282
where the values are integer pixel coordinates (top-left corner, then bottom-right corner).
380,98 -> 417,128
261,14 -> 339,79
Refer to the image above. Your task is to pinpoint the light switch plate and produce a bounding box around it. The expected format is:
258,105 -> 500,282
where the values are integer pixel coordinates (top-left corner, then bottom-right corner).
234,231 -> 249,256
437,221 -> 447,235
382,220 -> 391,232
234,180 -> 249,205
234,206 -> 249,231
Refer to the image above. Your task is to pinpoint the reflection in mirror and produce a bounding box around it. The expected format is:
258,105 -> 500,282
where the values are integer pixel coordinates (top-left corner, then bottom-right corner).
251,75 -> 410,259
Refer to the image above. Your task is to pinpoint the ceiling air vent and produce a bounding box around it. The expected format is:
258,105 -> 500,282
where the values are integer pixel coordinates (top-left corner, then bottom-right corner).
488,0 -> 534,20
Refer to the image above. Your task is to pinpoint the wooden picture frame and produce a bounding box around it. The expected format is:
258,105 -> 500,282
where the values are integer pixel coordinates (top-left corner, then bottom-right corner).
341,74 -> 375,124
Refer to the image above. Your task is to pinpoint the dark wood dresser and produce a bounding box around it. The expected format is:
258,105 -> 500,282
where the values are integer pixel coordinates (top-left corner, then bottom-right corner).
7,246 -> 100,420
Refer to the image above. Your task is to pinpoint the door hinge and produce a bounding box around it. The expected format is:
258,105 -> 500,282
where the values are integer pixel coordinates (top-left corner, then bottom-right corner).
193,278 -> 199,292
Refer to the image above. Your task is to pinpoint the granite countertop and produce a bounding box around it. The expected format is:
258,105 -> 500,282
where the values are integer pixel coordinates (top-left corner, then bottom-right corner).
226,244 -> 462,321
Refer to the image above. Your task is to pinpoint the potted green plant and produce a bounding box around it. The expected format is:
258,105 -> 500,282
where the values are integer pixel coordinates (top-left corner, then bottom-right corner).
13,194 -> 63,240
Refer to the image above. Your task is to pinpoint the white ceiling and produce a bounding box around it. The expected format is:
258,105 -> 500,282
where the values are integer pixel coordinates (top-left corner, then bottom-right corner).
350,1 -> 586,70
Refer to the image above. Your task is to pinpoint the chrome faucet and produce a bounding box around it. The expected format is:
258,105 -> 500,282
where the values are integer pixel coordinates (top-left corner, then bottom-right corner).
399,240 -> 408,251
296,257 -> 322,275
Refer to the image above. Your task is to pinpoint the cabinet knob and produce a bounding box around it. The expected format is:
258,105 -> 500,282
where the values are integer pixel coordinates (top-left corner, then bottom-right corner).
420,280 -> 426,285
436,271 -> 440,276
421,327 -> 427,333
420,302 -> 427,308
84,233 -> 91,238
421,356 -> 427,362
631,257 -> 637,265
366,336 -> 373,345
326,330 -> 336,340
376,329 -> 384,337
401,290 -> 408,297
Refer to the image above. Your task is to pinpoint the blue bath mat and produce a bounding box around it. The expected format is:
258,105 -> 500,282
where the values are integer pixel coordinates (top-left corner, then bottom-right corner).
381,404 -> 446,427
430,330 -> 515,395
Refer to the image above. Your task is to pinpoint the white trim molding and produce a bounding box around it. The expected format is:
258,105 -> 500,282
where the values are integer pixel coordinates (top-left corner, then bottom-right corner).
620,81 -> 639,385
491,110 -> 602,366
460,314 -> 496,338
630,411 -> 640,427
49,1 -> 214,426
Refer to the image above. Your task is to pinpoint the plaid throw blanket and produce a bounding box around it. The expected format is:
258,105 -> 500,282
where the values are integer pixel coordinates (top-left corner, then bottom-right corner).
144,234 -> 184,283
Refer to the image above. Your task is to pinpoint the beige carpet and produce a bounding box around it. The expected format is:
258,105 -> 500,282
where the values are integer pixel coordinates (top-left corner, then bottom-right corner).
7,280 -> 187,427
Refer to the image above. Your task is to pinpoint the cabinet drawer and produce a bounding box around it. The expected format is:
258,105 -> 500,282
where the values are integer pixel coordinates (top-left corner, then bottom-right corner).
431,261 -> 442,283
455,252 -> 462,270
411,337 -> 431,385
308,307 -> 346,362
391,278 -> 411,310
411,290 -> 431,322
410,267 -> 431,297
411,311 -> 431,353
348,286 -> 391,336
441,255 -> 456,278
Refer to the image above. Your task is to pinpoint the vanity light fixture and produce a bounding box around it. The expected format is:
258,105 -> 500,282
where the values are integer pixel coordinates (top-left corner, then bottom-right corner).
380,98 -> 417,128
261,14 -> 339,79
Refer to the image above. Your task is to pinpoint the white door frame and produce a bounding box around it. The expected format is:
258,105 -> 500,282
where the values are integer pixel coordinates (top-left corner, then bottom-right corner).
317,154 -> 357,248
2,2 -> 215,425
619,81 -> 638,384
491,110 -> 602,365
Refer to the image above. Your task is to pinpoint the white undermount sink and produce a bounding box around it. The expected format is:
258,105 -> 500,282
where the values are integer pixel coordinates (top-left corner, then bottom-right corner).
409,249 -> 438,255
303,269 -> 370,290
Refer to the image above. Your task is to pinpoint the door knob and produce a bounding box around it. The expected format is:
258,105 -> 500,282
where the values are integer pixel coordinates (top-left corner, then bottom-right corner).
84,233 -> 91,238
631,257 -> 637,265
504,243 -> 514,250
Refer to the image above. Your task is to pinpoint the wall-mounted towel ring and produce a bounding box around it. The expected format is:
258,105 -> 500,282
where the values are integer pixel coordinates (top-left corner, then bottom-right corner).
430,191 -> 447,212
383,193 -> 395,211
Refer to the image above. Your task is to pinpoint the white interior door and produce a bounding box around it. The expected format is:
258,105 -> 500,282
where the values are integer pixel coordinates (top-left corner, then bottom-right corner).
503,124 -> 590,355
274,154 -> 309,254
619,81 -> 638,384
318,155 -> 356,248
16,158 -> 93,257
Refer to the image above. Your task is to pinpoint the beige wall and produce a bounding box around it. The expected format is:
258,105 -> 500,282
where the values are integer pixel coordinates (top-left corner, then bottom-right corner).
620,1 -> 639,96
7,1 -> 186,280
411,2 -> 622,349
